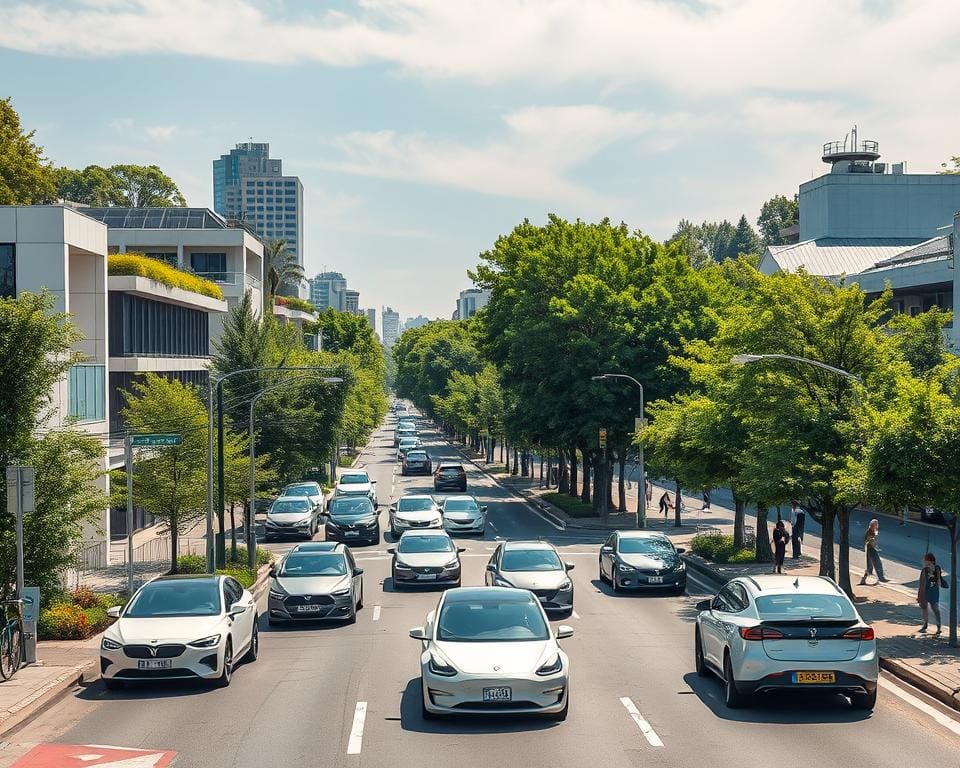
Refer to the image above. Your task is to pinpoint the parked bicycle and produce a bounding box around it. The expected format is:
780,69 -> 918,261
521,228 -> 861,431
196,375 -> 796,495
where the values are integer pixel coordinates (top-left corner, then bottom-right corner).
0,599 -> 24,681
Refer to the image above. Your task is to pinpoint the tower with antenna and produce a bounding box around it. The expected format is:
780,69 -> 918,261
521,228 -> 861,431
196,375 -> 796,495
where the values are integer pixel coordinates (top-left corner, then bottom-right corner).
821,125 -> 882,173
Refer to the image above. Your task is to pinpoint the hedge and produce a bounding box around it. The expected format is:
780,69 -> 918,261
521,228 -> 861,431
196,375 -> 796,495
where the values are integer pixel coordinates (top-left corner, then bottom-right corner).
689,533 -> 755,564
542,492 -> 598,519
38,587 -> 125,640
275,295 -> 316,314
108,253 -> 224,300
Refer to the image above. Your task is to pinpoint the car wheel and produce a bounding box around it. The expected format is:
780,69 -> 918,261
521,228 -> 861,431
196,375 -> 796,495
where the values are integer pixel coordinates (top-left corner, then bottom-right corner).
243,620 -> 259,663
611,574 -> 621,593
214,640 -> 234,688
850,689 -> 877,711
346,599 -> 357,625
694,630 -> 708,678
723,653 -> 745,709
102,677 -> 124,691
598,558 -> 608,584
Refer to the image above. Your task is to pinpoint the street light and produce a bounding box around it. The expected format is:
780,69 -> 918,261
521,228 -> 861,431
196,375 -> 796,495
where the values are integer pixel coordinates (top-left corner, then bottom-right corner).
592,373 -> 646,528
730,353 -> 864,388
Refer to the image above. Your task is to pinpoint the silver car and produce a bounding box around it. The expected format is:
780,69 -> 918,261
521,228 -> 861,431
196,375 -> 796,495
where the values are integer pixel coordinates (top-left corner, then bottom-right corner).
267,542 -> 364,626
694,574 -> 879,710
485,540 -> 574,615
264,495 -> 320,540
281,481 -> 325,515
390,530 -> 464,589
441,495 -> 487,535
389,494 -> 443,538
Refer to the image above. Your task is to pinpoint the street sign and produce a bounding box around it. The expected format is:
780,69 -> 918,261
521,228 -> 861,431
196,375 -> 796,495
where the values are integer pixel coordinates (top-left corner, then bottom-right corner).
22,584 -> 39,664
131,433 -> 182,447
12,744 -> 177,767
6,466 -> 35,514
599,428 -> 607,448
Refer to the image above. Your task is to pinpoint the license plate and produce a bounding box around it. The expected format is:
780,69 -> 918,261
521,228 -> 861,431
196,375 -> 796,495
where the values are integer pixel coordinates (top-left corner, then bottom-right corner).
648,576 -> 664,584
137,659 -> 172,670
417,573 -> 438,580
345,531 -> 360,537
483,686 -> 512,701
296,604 -> 323,613
794,671 -> 836,684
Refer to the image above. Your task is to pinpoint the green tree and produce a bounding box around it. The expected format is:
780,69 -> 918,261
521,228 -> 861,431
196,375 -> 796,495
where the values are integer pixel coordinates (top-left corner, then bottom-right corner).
886,308 -> 952,376
940,156 -> 960,174
53,165 -> 121,206
0,97 -> 55,205
729,214 -> 761,258
53,163 -> 185,207
757,194 -> 799,246
263,239 -> 305,310
222,429 -> 276,560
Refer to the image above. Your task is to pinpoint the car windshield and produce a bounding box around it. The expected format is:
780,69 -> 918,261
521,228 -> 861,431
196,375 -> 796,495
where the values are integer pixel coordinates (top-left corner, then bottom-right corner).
437,597 -> 550,642
284,484 -> 318,497
399,535 -> 454,553
755,594 -> 856,620
398,498 -> 435,512
328,498 -> 375,517
340,474 -> 369,485
125,580 -> 222,618
270,499 -> 311,514
406,451 -> 428,461
501,549 -> 563,572
444,499 -> 479,512
618,537 -> 674,554
399,440 -> 418,447
279,553 -> 348,577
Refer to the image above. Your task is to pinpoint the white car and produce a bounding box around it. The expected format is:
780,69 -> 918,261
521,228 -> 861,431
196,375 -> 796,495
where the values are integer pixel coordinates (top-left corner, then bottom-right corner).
265,495 -> 320,540
694,574 -> 879,710
335,470 -> 378,506
281,481 -> 325,515
389,494 -> 443,538
441,495 -> 487,535
409,587 -> 571,720
100,574 -> 258,690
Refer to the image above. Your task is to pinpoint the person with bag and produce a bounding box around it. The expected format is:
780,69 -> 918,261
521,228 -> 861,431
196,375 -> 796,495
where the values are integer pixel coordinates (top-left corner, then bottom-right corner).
772,520 -> 790,574
859,519 -> 889,585
918,552 -> 948,634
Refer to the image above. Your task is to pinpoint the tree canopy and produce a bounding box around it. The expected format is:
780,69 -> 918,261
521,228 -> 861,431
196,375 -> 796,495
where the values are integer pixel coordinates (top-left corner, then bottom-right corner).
0,97 -> 56,205
54,163 -> 186,207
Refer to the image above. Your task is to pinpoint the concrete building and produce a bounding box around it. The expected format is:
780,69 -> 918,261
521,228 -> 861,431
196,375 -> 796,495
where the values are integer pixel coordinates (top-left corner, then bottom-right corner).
456,287 -> 491,320
362,308 -> 377,333
404,315 -> 430,331
212,142 -> 303,292
309,271 -> 347,312
382,306 -> 400,348
345,289 -> 360,315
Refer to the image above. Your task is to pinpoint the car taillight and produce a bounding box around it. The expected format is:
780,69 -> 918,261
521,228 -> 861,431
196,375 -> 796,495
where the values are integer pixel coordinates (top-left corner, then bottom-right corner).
842,627 -> 875,641
739,626 -> 784,641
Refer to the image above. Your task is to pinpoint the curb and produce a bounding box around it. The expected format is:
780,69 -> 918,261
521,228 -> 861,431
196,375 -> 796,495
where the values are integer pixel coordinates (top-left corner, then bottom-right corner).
0,658 -> 98,739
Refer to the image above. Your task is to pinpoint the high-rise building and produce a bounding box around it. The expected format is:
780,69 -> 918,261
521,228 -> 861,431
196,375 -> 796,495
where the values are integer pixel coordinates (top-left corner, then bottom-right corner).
456,287 -> 491,320
362,308 -> 377,333
404,315 -> 430,331
382,306 -> 400,348
309,271 -> 347,311
212,142 -> 304,291
345,289 -> 360,315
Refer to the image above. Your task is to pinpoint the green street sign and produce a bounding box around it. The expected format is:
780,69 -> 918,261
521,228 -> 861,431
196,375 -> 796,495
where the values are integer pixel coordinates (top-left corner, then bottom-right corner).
132,433 -> 182,447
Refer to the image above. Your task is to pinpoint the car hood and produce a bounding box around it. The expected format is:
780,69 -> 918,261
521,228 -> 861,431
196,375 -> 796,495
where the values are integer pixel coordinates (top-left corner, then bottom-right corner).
109,615 -> 223,645
267,511 -> 312,522
328,514 -> 377,526
435,640 -> 554,675
498,570 -> 568,590
275,575 -> 350,596
395,510 -> 440,523
618,553 -> 679,570
396,552 -> 457,568
443,509 -> 482,521
338,483 -> 372,495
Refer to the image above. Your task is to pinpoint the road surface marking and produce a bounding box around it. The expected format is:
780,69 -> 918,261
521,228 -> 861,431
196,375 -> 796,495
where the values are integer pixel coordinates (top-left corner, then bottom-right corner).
571,610 -> 581,619
347,701 -> 367,754
619,696 -> 664,747
879,677 -> 960,737
372,605 -> 381,622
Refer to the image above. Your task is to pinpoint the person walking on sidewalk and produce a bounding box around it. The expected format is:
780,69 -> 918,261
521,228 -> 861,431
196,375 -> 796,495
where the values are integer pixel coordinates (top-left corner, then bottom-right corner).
790,501 -> 805,559
859,519 -> 889,585
772,520 -> 790,574
658,491 -> 673,518
917,553 -> 947,634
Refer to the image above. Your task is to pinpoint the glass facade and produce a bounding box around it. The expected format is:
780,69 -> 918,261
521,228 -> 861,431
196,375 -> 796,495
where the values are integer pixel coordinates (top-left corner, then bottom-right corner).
68,364 -> 105,422
189,252 -> 227,281
109,293 -> 210,357
0,244 -> 14,298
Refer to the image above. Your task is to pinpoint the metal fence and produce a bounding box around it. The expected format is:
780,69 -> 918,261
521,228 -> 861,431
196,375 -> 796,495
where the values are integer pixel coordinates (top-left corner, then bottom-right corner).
65,536 -> 210,593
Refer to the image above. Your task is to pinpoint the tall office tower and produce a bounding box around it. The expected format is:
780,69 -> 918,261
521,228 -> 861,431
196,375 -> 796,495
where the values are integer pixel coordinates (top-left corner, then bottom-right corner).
345,289 -> 360,315
308,271 -> 348,311
213,142 -> 304,292
381,306 -> 400,348
456,287 -> 491,320
363,308 -> 377,333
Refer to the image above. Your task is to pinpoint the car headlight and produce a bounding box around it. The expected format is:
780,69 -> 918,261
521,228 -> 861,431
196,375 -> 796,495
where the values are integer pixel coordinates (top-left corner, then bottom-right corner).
297,517 -> 312,526
494,578 -> 513,587
442,559 -> 460,570
428,653 -> 457,677
617,562 -> 636,572
188,634 -> 222,649
101,636 -> 122,651
331,588 -> 352,597
559,579 -> 572,591
536,654 -> 563,676
676,561 -> 686,571
269,588 -> 286,600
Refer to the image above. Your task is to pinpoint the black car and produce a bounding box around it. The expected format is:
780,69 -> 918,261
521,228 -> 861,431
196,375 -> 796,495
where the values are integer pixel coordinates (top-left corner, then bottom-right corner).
599,531 -> 686,594
402,449 -> 432,476
324,496 -> 380,545
433,463 -> 467,492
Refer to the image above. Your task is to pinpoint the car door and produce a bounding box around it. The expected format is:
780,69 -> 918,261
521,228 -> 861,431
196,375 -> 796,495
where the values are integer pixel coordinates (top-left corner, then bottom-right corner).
224,578 -> 254,653
700,584 -> 737,667
344,548 -> 361,601
600,534 -> 616,579
485,546 -> 502,585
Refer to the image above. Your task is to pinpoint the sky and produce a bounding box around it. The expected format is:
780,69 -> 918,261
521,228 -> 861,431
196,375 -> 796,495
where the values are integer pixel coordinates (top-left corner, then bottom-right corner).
2,0 -> 960,322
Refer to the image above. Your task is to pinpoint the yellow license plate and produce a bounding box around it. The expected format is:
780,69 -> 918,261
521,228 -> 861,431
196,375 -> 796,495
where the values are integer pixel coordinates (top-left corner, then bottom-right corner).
794,671 -> 836,684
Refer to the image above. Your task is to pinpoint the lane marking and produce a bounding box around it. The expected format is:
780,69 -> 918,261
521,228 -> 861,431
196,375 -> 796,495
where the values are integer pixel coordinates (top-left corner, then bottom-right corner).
879,677 -> 960,737
619,696 -> 664,747
347,701 -> 367,754
372,605 -> 381,622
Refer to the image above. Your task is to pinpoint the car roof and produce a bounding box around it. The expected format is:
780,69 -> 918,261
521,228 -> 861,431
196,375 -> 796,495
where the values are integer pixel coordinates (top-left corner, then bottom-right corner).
338,472 -> 369,481
443,586 -> 537,603
399,529 -> 451,539
399,494 -> 436,501
286,481 -> 319,488
152,574 -> 221,583
405,449 -> 428,455
617,531 -> 669,540
272,495 -> 312,503
290,541 -> 342,553
501,539 -> 556,551
436,462 -> 463,469
442,495 -> 476,503
738,574 -> 846,597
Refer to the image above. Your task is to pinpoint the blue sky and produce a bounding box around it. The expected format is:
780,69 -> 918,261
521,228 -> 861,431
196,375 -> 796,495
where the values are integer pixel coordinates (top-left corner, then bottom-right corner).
2,0 -> 959,322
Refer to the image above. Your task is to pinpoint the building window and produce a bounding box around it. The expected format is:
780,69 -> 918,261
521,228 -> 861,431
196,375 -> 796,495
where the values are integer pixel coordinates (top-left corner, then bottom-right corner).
109,293 -> 209,358
190,252 -> 227,281
0,244 -> 15,298
69,364 -> 105,422
143,251 -> 178,267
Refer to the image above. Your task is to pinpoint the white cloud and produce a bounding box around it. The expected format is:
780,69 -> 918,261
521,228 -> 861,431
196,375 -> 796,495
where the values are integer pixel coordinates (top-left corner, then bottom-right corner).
109,117 -> 182,143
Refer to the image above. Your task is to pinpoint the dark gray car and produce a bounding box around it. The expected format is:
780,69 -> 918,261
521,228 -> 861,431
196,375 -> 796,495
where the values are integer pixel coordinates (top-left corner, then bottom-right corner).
390,530 -> 464,590
485,540 -> 574,615
267,543 -> 364,626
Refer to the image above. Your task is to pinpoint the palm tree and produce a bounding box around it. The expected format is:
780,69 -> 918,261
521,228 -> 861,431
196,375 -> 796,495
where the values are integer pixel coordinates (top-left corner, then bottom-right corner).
262,239 -> 305,313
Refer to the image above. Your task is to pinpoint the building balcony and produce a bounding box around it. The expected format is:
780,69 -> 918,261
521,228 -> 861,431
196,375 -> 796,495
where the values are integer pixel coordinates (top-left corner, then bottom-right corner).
193,271 -> 261,290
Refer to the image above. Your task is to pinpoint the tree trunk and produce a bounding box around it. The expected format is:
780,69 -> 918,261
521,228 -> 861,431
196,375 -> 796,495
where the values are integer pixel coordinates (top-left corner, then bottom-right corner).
837,505 -> 853,598
568,447 -> 578,498
539,454 -> 544,487
512,448 -> 519,476
755,503 -> 772,563
229,502 -> 238,561
559,448 -> 570,494
521,450 -> 529,477
545,452 -> 551,489
170,511 -> 180,575
732,491 -> 746,549
504,444 -> 510,472
580,447 -> 591,504
617,450 -> 626,512
500,439 -> 504,463
674,479 -> 682,527
592,453 -> 604,513
606,458 -> 615,511
818,508 -> 836,580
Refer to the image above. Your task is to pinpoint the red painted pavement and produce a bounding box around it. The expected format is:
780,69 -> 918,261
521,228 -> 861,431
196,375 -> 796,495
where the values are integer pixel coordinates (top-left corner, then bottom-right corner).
11,744 -> 176,767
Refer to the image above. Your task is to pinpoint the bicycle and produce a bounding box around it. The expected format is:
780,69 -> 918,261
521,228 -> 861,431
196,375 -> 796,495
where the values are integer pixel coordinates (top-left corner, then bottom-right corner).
0,599 -> 24,681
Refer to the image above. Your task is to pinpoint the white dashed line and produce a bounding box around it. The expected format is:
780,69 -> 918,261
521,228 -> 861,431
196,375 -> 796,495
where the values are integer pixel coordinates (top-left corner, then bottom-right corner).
372,605 -> 381,622
619,696 -> 664,747
347,701 -> 367,754
880,677 -> 960,737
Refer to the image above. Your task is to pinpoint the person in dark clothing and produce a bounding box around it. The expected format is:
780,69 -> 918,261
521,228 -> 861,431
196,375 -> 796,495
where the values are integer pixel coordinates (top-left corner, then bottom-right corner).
918,553 -> 947,634
790,501 -> 805,559
658,491 -> 673,517
772,520 -> 790,574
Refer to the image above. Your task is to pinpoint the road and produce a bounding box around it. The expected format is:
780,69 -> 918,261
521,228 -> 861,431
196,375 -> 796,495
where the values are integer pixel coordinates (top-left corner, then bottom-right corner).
2,414 -> 959,767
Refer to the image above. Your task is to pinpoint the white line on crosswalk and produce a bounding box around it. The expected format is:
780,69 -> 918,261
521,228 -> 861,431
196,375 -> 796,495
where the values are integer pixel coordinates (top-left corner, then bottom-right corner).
372,605 -> 381,622
347,701 -> 367,754
619,696 -> 664,747
880,676 -> 960,737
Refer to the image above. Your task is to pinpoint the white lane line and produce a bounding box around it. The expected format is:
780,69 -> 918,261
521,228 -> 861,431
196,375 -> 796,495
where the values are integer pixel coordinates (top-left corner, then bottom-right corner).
879,677 -> 960,737
372,605 -> 381,622
347,701 -> 367,754
571,610 -> 581,620
619,696 -> 664,747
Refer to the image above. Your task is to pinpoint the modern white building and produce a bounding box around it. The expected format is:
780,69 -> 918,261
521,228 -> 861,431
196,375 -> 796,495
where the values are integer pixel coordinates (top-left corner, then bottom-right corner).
456,287 -> 491,320
345,289 -> 360,315
382,306 -> 400,348
309,271 -> 348,312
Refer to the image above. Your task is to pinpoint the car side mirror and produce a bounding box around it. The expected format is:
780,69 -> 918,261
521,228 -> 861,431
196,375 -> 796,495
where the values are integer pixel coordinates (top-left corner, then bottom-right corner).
556,625 -> 574,639
486,563 -> 496,572
409,626 -> 427,640
480,506 -> 488,512
565,562 -> 575,571
353,567 -> 364,576
371,480 -> 377,484
676,547 -> 686,554
457,547 -> 466,553
269,565 -> 277,577
601,546 -> 613,553
229,601 -> 246,617
387,547 -> 397,554
696,599 -> 712,612
106,605 -> 122,619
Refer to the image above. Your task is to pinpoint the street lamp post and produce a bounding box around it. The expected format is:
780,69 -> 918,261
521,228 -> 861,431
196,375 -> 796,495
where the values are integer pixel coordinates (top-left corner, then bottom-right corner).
592,373 -> 646,528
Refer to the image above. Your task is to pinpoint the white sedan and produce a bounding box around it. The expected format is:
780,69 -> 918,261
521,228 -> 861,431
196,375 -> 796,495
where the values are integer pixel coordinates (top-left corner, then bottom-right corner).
409,587 -> 572,720
100,574 -> 258,689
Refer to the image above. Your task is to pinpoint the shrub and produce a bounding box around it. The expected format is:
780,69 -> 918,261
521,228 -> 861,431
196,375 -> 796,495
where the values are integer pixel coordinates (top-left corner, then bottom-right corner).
542,492 -> 598,519
274,295 -> 316,314
690,534 -> 756,564
108,254 -> 224,300
38,603 -> 90,640
225,546 -> 272,568
176,554 -> 207,574
218,568 -> 257,589
68,585 -> 100,609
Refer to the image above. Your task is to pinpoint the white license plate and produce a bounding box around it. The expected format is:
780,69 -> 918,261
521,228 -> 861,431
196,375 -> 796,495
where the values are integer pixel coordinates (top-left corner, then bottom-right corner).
137,659 -> 173,670
647,576 -> 664,584
345,531 -> 360,537
483,686 -> 512,701
417,573 -> 438,580
296,604 -> 323,613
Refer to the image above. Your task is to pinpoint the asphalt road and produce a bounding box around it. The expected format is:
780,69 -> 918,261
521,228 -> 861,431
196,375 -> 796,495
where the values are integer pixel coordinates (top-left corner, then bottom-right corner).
2,413 -> 959,767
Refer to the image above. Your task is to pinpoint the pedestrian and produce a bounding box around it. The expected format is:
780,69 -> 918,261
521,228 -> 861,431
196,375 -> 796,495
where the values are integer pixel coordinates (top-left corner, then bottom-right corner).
917,553 -> 948,634
645,477 -> 652,509
702,490 -> 711,511
859,518 -> 889,585
772,520 -> 790,574
658,491 -> 673,517
790,501 -> 805,559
